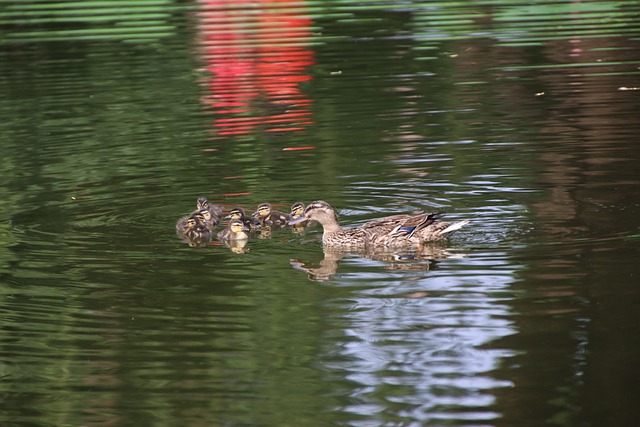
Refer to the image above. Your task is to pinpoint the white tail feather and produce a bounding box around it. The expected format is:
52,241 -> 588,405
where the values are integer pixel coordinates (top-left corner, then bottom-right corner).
439,220 -> 470,235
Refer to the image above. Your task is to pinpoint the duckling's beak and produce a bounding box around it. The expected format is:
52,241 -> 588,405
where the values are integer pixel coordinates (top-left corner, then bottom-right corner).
288,215 -> 306,226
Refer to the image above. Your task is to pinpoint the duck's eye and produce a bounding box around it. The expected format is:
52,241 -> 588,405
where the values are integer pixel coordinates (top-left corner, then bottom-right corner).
201,211 -> 212,220
188,219 -> 196,227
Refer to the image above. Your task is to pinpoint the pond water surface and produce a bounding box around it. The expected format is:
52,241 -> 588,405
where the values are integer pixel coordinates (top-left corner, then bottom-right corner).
1,1 -> 640,426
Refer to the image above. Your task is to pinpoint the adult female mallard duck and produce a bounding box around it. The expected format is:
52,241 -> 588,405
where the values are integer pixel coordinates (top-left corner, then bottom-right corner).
217,218 -> 250,242
252,202 -> 291,227
226,207 -> 261,231
288,200 -> 469,248
176,211 -> 213,246
196,197 -> 223,227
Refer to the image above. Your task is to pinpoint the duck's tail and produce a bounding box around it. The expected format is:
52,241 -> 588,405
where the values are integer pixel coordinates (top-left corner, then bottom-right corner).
439,220 -> 470,236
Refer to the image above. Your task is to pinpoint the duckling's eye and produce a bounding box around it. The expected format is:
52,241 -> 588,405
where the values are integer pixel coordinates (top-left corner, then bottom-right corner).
188,219 -> 196,227
201,211 -> 212,220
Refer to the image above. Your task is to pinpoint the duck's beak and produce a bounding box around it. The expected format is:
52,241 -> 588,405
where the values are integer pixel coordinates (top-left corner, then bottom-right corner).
288,215 -> 306,226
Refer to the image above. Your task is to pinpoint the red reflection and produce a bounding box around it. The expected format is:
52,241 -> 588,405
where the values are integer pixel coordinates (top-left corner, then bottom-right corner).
197,0 -> 315,137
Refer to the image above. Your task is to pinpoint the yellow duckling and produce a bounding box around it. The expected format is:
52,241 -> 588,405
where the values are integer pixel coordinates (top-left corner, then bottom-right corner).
217,218 -> 250,242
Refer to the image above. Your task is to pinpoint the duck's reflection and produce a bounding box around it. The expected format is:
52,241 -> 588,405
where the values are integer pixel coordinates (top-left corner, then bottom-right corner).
290,245 -> 465,282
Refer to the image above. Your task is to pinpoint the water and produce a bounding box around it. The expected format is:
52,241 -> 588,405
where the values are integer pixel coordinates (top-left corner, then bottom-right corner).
2,1 -> 640,426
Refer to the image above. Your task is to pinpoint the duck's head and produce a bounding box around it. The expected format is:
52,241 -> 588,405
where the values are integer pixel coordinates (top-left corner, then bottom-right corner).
226,207 -> 246,220
253,203 -> 272,218
290,202 -> 305,219
196,197 -> 209,210
288,200 -> 337,226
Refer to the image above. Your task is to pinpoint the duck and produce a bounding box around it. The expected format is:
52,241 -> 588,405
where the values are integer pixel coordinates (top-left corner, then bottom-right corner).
196,197 -> 223,226
252,202 -> 291,227
217,218 -> 250,242
176,211 -> 213,246
288,200 -> 469,248
226,207 -> 261,231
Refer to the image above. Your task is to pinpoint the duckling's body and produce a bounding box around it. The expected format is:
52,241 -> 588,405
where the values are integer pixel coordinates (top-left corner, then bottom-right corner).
253,203 -> 291,227
217,219 -> 250,241
196,197 -> 223,227
289,200 -> 469,248
226,207 -> 261,231
176,211 -> 213,246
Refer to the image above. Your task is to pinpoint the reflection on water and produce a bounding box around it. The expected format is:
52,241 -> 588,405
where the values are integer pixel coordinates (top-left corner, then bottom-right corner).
1,0 -> 640,426
291,244 -> 465,282
197,0 -> 315,137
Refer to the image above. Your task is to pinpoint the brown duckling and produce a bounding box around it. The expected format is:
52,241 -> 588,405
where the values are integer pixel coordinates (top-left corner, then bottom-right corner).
196,197 -> 223,226
226,207 -> 261,231
176,211 -> 213,246
252,202 -> 291,227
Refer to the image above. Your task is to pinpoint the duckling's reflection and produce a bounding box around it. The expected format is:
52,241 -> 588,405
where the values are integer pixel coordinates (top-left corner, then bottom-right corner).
290,245 -> 464,282
224,239 -> 249,254
217,219 -> 251,253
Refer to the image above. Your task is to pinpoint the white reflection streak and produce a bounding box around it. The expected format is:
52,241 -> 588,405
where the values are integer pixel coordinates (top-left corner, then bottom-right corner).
328,260 -> 517,424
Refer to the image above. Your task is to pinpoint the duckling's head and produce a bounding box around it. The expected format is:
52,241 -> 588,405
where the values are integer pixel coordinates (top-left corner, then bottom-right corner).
230,219 -> 249,233
198,208 -> 213,222
196,197 -> 209,210
186,217 -> 199,230
191,211 -> 209,226
290,202 -> 305,219
226,207 -> 246,220
289,200 -> 338,226
254,203 -> 272,218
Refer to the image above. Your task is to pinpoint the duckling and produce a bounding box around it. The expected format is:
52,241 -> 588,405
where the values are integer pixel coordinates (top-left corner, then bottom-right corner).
290,202 -> 306,223
226,207 -> 261,231
252,202 -> 291,227
217,218 -> 250,242
196,197 -> 223,226
288,200 -> 469,248
289,202 -> 308,235
176,211 -> 213,246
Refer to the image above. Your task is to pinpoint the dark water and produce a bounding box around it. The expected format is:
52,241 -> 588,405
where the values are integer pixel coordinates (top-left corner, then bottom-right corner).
2,1 -> 640,426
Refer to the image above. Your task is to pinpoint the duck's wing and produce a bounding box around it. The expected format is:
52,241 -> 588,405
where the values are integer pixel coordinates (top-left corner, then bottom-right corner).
361,214 -> 411,231
389,213 -> 444,238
